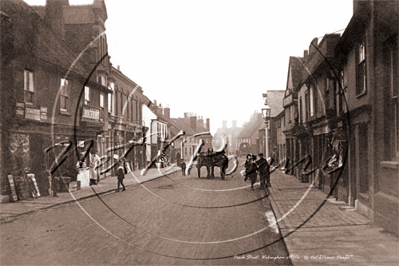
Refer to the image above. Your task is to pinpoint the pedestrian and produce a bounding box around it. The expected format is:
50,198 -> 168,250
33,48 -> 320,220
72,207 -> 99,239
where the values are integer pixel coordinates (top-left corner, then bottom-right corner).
181,160 -> 186,176
244,154 -> 258,190
116,158 -> 126,192
89,150 -> 101,185
256,153 -> 270,194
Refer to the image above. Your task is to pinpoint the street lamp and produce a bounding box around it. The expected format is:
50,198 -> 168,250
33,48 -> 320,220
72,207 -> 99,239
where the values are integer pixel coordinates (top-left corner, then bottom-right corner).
261,105 -> 271,158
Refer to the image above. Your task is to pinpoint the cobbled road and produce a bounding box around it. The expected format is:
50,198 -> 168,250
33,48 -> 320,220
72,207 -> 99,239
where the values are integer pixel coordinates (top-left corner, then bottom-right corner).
0,163 -> 292,265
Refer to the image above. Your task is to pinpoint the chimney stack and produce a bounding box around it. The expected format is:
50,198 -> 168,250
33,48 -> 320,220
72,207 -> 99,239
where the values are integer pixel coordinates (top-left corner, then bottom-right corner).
303,50 -> 309,60
164,107 -> 170,119
190,116 -> 197,132
45,0 -> 69,40
309,38 -> 318,55
198,116 -> 204,129
206,118 -> 210,132
232,120 -> 237,128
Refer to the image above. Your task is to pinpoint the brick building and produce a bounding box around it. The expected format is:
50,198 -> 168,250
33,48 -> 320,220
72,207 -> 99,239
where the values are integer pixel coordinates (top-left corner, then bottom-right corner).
334,0 -> 398,234
0,0 -> 111,196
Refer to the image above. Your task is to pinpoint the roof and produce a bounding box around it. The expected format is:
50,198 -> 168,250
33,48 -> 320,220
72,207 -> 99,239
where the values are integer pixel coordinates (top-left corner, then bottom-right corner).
3,0 -> 90,79
64,6 -> 95,24
238,114 -> 264,139
171,118 -> 196,136
288,56 -> 305,91
266,90 -> 285,117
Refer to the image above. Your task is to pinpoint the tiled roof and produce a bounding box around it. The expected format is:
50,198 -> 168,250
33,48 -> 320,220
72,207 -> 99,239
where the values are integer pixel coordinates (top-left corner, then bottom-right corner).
238,115 -> 264,139
289,56 -> 305,90
173,118 -> 196,136
64,6 -> 95,24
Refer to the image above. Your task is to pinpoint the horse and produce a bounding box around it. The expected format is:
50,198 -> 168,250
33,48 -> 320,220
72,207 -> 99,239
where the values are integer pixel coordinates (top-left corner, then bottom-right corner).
197,150 -> 229,179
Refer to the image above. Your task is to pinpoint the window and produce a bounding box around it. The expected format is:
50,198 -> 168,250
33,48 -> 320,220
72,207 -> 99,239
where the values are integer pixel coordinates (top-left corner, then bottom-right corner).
24,70 -> 34,104
357,40 -> 367,96
390,41 -> 399,157
100,94 -> 104,108
84,86 -> 89,105
108,83 -> 114,115
60,78 -> 68,110
299,96 -> 302,123
305,90 -> 310,122
310,85 -> 314,117
335,80 -> 342,116
313,86 -> 317,116
99,76 -> 107,86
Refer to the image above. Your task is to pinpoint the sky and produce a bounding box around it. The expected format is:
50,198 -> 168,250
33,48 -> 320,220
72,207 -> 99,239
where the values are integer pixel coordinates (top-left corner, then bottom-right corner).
24,0 -> 353,134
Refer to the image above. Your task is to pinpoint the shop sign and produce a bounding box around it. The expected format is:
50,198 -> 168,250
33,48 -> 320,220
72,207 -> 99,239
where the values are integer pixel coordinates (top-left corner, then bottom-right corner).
283,94 -> 293,107
82,107 -> 99,121
40,106 -> 48,122
25,107 -> 41,121
16,108 -> 24,117
16,102 -> 25,118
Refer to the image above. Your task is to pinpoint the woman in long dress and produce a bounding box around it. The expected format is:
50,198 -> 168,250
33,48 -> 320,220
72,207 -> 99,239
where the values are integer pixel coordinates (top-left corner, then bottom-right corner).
244,154 -> 258,190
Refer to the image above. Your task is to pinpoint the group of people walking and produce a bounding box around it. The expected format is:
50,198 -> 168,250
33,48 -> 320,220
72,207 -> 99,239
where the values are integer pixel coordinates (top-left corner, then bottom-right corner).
243,153 -> 271,192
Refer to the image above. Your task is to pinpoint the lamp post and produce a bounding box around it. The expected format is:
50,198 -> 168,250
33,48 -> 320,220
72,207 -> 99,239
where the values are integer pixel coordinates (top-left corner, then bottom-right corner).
262,105 -> 271,158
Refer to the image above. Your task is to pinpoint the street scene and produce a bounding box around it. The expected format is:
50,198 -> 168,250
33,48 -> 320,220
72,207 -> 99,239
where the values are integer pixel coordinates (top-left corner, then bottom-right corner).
1,0 -> 398,265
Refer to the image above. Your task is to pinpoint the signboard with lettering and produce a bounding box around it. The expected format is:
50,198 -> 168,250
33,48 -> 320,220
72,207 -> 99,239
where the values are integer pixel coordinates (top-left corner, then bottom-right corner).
283,94 -> 293,107
16,103 -> 25,118
40,106 -> 48,122
25,107 -> 41,121
82,107 -> 100,121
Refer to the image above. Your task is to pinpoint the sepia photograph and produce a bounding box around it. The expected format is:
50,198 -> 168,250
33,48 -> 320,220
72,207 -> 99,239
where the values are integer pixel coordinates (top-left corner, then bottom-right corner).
0,0 -> 398,265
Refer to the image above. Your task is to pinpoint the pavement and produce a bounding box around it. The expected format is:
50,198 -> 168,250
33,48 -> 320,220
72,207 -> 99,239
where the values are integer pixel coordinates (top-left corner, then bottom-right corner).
267,169 -> 399,265
0,164 -> 182,223
1,162 -> 398,265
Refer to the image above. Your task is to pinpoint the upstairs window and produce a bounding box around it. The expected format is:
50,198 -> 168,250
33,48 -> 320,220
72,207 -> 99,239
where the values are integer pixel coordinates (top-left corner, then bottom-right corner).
356,40 -> 367,96
60,78 -> 68,111
100,94 -> 104,108
98,76 -> 107,86
305,90 -> 310,122
309,85 -> 314,117
84,86 -> 90,105
24,70 -> 34,104
108,83 -> 114,115
299,96 -> 302,123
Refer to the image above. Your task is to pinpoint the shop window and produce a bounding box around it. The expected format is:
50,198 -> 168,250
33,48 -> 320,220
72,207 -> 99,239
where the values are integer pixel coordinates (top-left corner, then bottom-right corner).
356,40 -> 367,96
390,41 -> 399,157
84,86 -> 90,105
24,70 -> 34,104
60,78 -> 68,111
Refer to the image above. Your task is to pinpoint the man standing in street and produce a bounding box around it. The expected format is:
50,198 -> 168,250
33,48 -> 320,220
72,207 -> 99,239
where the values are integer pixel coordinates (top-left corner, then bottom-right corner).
256,153 -> 270,194
116,158 -> 127,192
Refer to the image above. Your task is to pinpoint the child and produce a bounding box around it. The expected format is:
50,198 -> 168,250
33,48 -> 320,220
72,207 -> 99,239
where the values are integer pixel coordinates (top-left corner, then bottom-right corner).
181,160 -> 186,176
